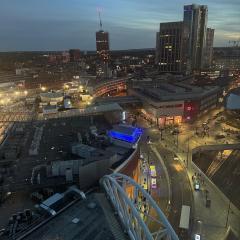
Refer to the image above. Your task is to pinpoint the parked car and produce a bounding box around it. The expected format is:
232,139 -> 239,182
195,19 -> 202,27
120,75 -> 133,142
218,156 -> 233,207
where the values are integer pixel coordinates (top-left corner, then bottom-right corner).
215,134 -> 226,140
193,219 -> 203,240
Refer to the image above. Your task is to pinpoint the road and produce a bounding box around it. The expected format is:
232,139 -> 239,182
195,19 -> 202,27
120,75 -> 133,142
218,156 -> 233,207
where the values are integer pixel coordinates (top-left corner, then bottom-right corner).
153,144 -> 193,239
138,118 -> 193,239
134,106 -> 240,240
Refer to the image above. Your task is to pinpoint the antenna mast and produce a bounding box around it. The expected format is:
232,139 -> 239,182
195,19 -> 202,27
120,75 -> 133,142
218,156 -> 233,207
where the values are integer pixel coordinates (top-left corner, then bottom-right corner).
97,7 -> 103,30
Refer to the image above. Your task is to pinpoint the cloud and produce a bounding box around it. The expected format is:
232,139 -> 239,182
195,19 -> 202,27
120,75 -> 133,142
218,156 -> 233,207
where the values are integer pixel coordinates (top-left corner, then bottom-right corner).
0,0 -> 239,50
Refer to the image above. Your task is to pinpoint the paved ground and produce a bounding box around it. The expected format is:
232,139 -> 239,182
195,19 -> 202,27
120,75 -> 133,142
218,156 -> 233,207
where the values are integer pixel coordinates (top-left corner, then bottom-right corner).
172,145 -> 240,240
193,149 -> 240,210
211,150 -> 240,209
136,113 -> 240,240
138,118 -> 193,239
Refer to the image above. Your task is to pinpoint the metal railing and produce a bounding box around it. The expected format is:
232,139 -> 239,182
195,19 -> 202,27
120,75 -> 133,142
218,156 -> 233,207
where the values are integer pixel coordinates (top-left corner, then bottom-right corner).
101,173 -> 179,240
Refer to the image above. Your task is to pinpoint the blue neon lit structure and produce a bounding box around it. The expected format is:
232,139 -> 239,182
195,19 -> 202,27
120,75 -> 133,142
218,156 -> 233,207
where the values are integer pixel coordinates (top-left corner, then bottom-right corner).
108,127 -> 142,143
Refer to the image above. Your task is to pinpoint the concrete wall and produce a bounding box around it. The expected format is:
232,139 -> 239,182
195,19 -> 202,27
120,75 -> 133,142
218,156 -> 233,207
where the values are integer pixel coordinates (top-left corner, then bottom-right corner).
79,158 -> 111,189
192,144 -> 240,154
78,146 -> 140,189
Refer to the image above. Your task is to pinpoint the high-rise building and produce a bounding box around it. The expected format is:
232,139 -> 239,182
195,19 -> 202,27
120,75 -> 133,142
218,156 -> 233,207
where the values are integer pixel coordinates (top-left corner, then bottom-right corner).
69,49 -> 81,62
204,28 -> 214,68
156,21 -> 187,73
96,30 -> 110,62
95,10 -> 111,79
155,32 -> 160,65
183,4 -> 208,72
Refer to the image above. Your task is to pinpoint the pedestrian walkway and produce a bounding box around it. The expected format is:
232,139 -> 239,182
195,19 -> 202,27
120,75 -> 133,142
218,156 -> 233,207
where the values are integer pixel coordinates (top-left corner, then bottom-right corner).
137,113 -> 240,239
162,139 -> 240,240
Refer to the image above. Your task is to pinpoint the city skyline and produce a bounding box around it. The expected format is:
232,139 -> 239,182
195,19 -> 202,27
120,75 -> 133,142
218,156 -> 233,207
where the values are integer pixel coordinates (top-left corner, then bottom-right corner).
0,0 -> 239,51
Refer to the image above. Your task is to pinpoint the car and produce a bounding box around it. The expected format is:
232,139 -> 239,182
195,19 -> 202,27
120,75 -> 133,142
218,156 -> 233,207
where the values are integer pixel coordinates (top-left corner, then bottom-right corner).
193,219 -> 203,240
0,228 -> 6,236
236,135 -> 240,140
215,134 -> 226,140
173,154 -> 179,161
171,128 -> 180,135
142,183 -> 148,190
151,178 -> 157,189
193,179 -> 200,190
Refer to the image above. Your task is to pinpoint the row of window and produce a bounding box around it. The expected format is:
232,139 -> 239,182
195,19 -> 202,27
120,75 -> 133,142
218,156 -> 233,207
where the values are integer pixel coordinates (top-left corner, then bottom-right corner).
157,104 -> 183,109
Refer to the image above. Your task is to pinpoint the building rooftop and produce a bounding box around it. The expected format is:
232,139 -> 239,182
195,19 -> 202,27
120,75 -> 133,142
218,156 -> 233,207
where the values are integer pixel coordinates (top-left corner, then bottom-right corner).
40,91 -> 63,99
109,124 -> 142,144
132,82 -> 220,102
20,193 -> 129,240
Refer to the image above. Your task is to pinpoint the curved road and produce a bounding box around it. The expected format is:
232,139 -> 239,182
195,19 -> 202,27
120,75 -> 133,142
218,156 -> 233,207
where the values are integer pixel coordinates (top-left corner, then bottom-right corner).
139,119 -> 193,239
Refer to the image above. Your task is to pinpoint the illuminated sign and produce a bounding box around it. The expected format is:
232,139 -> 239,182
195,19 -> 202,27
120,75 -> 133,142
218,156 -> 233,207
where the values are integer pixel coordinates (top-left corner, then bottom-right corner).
195,234 -> 201,240
122,111 -> 126,121
108,127 -> 142,143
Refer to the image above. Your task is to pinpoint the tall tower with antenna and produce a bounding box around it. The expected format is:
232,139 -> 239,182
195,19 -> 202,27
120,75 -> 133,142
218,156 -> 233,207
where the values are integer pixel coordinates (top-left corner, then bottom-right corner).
97,7 -> 103,30
96,7 -> 110,63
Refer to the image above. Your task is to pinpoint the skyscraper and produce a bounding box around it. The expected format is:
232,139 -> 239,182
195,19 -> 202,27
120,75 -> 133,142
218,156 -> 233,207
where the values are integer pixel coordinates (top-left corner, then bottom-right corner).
204,28 -> 215,68
96,30 -> 110,62
95,10 -> 110,79
183,4 -> 208,72
69,49 -> 81,62
155,32 -> 160,65
156,21 -> 187,73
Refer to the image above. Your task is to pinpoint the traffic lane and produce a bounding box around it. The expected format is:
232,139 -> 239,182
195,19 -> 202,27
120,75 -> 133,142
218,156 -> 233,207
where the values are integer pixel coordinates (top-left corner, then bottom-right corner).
156,145 -> 192,239
140,142 -> 169,212
139,121 -> 171,209
139,142 -> 172,233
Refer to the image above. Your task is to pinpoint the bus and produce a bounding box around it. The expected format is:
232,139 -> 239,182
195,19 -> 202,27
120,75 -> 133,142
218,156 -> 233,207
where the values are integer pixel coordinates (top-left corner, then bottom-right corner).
179,205 -> 190,230
142,183 -> 148,191
149,165 -> 157,178
149,165 -> 155,170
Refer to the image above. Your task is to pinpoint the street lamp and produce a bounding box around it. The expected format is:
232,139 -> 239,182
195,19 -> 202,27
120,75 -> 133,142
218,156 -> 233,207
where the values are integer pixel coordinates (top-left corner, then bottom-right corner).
225,200 -> 231,228
187,137 -> 190,168
159,128 -> 164,140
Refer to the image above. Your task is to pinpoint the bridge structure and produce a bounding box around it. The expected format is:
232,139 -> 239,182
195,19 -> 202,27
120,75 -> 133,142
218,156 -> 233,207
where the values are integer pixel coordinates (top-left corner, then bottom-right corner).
101,173 -> 179,240
192,143 -> 240,154
93,78 -> 127,97
0,112 -> 35,122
